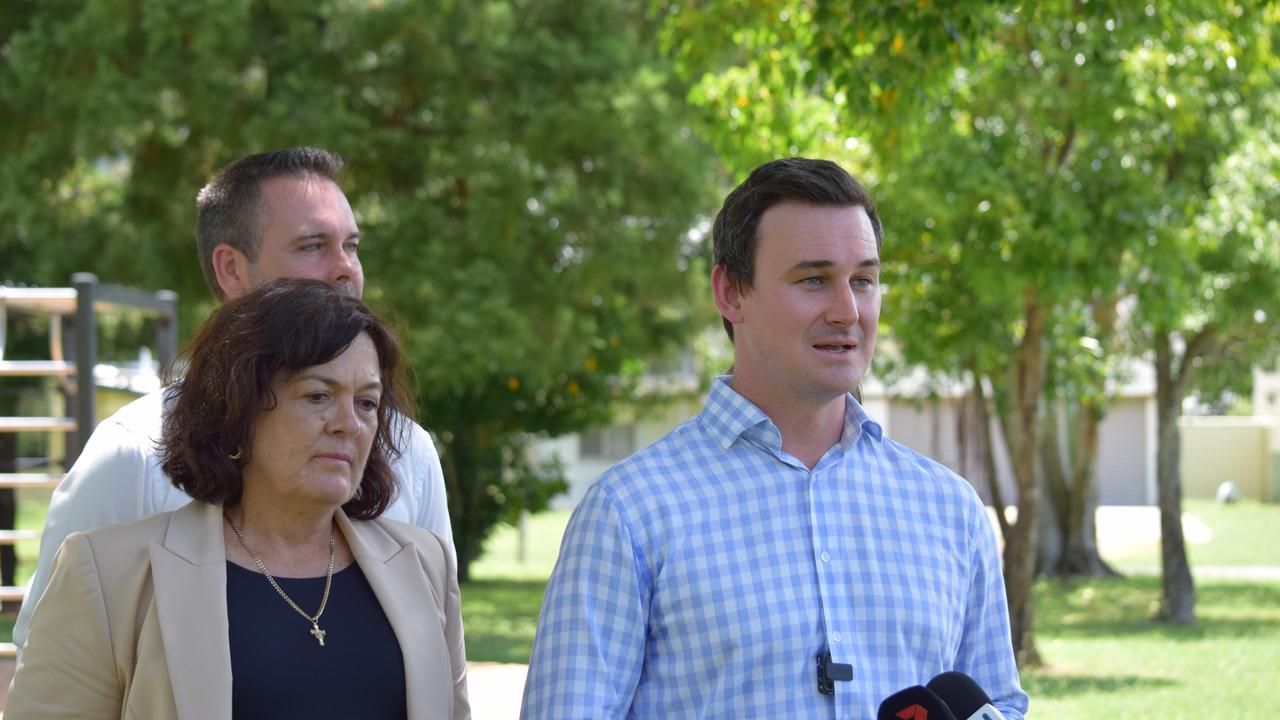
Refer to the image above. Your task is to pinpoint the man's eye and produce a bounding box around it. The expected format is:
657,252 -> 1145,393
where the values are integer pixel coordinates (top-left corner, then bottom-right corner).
799,277 -> 824,286
306,392 -> 329,403
344,242 -> 360,253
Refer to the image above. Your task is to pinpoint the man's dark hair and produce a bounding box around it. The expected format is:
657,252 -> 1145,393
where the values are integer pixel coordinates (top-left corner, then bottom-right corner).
160,278 -> 411,519
195,147 -> 346,300
711,157 -> 883,339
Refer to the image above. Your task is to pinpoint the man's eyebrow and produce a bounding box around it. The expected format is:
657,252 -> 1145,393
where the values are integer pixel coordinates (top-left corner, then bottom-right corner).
788,258 -> 881,271
292,230 -> 361,241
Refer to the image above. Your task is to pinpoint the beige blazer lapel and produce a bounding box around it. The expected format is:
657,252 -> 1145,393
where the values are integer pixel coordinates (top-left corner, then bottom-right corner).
148,501 -> 234,720
338,512 -> 457,720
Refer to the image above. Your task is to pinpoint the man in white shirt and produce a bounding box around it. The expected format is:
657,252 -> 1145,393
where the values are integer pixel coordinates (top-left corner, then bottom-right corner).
14,147 -> 454,658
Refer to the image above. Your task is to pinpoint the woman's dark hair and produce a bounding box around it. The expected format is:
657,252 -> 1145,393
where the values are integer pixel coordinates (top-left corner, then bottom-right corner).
160,278 -> 412,519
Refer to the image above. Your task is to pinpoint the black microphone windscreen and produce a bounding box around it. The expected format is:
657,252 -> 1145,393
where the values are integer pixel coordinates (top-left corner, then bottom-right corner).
877,685 -> 958,720
926,671 -> 1001,720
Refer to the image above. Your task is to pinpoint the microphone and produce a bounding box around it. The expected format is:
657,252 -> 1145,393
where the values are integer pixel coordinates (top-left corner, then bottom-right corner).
926,671 -> 1007,720
877,685 -> 957,720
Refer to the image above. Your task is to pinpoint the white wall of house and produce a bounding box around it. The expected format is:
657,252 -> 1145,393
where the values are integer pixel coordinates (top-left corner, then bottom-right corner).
540,397 -> 701,510
543,367 -> 1279,510
879,394 -> 1154,506
1180,416 -> 1277,502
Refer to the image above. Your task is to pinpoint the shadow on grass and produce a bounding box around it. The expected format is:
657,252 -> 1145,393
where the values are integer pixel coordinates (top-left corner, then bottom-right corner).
1022,671 -> 1177,699
1034,575 -> 1280,640
461,579 -> 547,664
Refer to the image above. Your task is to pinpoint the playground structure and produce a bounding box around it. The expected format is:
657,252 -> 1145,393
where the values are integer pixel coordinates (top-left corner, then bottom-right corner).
0,274 -> 176,656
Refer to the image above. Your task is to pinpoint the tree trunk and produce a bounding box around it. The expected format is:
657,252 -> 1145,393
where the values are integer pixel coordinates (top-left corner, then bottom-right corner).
1001,289 -> 1048,668
1153,332 -> 1196,624
1058,395 -> 1120,576
969,367 -> 1009,544
441,425 -> 499,582
1048,295 -> 1121,577
1036,402 -> 1068,576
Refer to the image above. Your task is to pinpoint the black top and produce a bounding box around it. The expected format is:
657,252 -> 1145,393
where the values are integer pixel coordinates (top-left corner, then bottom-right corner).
227,560 -> 407,719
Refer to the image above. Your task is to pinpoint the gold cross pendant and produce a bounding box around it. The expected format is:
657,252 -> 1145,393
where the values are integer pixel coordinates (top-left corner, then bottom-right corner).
311,623 -> 327,646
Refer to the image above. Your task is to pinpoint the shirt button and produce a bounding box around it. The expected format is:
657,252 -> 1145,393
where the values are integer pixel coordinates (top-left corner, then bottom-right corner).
842,714 -> 853,720
820,550 -> 831,563
831,631 -> 842,643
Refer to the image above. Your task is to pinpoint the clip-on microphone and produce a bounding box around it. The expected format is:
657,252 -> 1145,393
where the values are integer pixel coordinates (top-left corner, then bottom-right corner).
817,650 -> 853,695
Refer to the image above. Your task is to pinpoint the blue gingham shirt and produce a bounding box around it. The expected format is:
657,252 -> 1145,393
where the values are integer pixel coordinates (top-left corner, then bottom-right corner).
522,377 -> 1028,719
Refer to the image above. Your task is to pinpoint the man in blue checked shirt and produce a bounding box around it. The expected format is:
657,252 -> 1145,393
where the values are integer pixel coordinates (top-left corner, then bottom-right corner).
521,158 -> 1029,719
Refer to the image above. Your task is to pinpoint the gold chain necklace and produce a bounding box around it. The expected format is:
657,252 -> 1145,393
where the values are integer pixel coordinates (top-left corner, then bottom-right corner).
225,514 -> 336,647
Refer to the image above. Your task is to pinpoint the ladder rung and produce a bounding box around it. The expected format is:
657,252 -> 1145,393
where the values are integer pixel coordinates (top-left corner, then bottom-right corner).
0,360 -> 76,377
0,585 -> 27,602
0,416 -> 76,432
0,529 -> 38,544
0,473 -> 64,488
0,286 -> 77,314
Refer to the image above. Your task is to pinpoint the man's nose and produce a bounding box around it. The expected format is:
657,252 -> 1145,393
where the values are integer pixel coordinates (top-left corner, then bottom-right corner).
328,247 -> 360,293
825,282 -> 859,327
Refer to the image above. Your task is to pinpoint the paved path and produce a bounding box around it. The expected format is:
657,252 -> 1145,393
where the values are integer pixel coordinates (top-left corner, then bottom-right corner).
469,662 -> 530,719
1118,564 -> 1280,581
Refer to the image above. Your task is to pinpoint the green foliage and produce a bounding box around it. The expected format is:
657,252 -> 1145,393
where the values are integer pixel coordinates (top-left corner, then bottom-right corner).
1166,102 -> 1280,402
669,0 -> 1280,654
657,0 -> 1016,166
2,0 -> 720,577
662,0 -> 1280,399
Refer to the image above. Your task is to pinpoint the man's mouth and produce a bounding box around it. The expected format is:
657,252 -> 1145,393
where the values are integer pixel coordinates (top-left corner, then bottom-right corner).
813,342 -> 856,354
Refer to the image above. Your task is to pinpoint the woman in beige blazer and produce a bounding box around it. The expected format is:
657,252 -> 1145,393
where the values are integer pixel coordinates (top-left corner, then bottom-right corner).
8,279 -> 469,719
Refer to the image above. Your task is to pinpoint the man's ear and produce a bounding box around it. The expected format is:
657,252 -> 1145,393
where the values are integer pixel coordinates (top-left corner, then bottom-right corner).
211,243 -> 251,300
712,265 -> 746,326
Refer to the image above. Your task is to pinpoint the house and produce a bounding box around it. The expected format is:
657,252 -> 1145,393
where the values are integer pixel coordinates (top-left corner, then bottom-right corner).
544,362 -> 1279,510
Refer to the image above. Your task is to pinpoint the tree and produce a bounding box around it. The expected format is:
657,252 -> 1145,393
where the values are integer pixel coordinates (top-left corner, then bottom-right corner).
666,0 -> 1114,667
1036,296 -> 1127,579
1,0 -> 719,579
1136,107 -> 1280,623
664,0 -> 1280,661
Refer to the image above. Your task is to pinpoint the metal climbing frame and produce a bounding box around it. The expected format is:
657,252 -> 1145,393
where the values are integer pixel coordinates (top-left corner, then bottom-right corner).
0,273 -> 177,655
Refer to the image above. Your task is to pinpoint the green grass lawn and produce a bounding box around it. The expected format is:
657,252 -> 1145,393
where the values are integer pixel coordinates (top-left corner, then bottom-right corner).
8,496 -> 1280,717
1026,576 -> 1280,718
457,573 -> 1280,717
457,510 -> 571,663
459,502 -> 1280,718
467,509 -> 572,582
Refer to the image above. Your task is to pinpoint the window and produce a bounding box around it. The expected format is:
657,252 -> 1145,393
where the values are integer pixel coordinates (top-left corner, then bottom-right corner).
579,424 -> 636,461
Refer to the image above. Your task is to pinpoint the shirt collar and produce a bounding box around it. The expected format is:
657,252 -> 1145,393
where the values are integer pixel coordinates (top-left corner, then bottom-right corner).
701,376 -> 883,453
